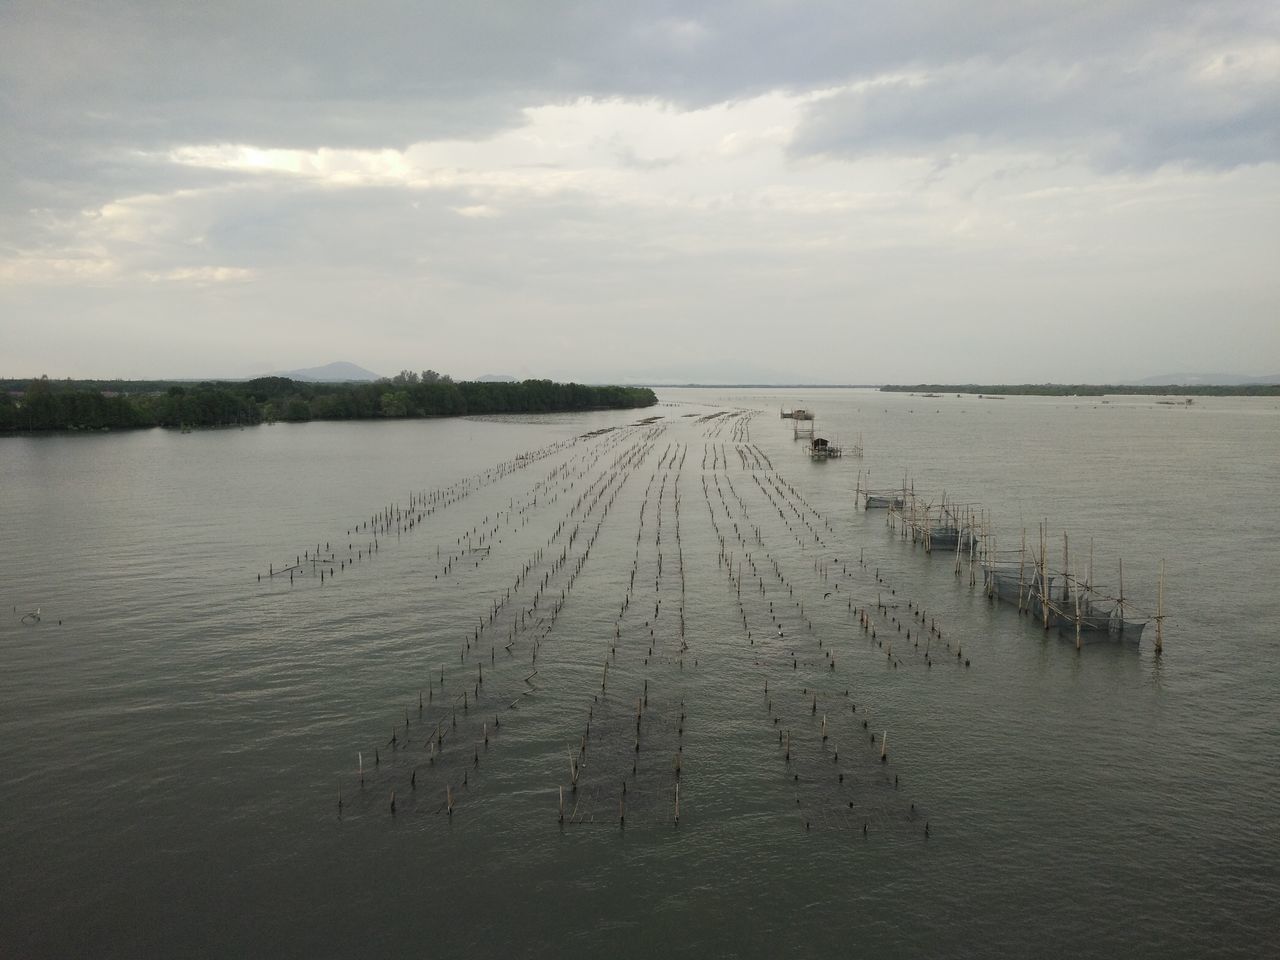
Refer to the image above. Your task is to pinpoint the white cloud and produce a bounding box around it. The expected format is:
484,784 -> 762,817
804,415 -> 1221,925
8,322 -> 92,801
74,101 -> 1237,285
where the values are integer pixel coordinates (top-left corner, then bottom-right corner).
144,266 -> 257,284
0,256 -> 117,284
452,205 -> 501,218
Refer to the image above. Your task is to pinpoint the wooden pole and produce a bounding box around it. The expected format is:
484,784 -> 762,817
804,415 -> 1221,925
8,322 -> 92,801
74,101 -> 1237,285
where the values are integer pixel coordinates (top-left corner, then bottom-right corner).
1155,559 -> 1164,655
1118,558 -> 1126,628
1088,538 -> 1095,599
1018,527 -> 1027,612
970,513 -> 978,586
1072,564 -> 1082,651
1062,531 -> 1070,603
1041,522 -> 1049,629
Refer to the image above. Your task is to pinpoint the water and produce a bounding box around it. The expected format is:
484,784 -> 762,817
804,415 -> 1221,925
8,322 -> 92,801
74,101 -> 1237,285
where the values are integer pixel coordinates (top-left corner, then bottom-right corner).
2,389 -> 1277,958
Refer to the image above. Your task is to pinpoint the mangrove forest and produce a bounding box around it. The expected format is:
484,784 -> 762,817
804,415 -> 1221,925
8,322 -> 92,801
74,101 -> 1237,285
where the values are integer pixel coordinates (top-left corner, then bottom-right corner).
0,375 -> 658,432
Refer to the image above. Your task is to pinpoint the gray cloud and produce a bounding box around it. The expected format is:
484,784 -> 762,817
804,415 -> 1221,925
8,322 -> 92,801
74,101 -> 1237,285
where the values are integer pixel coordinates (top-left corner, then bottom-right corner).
10,2 -> 1266,144
1,1 -> 1277,381
791,47 -> 1280,171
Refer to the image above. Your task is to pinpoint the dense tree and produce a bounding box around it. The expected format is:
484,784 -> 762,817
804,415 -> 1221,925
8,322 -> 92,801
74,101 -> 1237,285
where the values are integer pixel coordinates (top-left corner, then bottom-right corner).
0,376 -> 656,433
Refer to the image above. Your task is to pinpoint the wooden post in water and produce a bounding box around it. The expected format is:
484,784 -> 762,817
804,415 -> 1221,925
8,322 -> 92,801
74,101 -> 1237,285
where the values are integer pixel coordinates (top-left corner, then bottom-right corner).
1072,564 -> 1082,651
971,512 -> 981,587
1118,558 -> 1126,626
1018,528 -> 1027,612
1062,532 -> 1070,603
1041,522 -> 1050,630
1155,559 -> 1165,655
1088,538 -> 1095,600
880,731 -> 888,763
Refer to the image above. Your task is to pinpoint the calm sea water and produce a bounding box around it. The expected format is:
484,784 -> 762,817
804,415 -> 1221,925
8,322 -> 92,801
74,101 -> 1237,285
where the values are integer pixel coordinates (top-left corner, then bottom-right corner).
2,388 -> 1277,958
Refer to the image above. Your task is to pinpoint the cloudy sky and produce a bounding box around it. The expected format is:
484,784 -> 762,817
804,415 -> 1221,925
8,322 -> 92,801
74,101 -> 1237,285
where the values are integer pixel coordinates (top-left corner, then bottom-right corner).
2,1 -> 1277,383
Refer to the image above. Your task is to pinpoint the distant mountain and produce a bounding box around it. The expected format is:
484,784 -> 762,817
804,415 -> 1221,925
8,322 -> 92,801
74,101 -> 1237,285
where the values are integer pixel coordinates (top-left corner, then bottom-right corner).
1133,372 -> 1280,386
270,361 -> 382,382
475,374 -> 517,382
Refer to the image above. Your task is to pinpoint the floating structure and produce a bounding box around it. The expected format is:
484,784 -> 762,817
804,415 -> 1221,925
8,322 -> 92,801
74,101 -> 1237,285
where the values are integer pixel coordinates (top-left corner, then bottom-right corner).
855,472 -> 908,510
780,407 -> 816,440
888,493 -> 982,558
859,476 -> 1164,651
981,524 -> 1155,647
863,491 -> 905,509
809,437 -> 842,460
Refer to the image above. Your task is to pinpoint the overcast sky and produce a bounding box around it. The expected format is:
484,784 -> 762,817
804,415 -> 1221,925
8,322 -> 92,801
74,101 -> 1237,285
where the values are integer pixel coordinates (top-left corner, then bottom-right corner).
2,1 -> 1277,383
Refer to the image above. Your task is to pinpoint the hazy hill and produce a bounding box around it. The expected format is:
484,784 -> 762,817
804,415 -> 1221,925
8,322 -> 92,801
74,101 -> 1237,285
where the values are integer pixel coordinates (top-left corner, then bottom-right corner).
270,361 -> 382,382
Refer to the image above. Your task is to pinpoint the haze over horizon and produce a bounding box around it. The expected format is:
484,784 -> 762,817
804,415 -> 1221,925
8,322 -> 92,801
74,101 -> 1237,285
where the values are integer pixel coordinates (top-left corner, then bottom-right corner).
2,2 -> 1277,383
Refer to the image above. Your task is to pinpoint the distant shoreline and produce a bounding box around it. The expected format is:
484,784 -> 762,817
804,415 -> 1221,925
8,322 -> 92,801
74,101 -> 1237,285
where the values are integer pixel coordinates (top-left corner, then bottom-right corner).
645,382 -> 1279,395
879,384 -> 1280,397
646,383 -> 879,389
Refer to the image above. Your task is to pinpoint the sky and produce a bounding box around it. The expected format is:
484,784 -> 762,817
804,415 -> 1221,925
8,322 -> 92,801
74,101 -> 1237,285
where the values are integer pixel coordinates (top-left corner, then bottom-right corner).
2,1 -> 1277,384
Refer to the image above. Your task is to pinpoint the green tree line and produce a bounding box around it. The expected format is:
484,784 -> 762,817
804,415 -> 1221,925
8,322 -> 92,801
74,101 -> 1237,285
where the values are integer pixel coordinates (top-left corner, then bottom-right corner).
0,376 -> 657,432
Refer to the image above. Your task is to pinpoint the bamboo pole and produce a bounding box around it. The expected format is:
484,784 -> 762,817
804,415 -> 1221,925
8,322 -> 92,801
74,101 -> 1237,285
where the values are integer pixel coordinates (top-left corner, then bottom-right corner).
1040,523 -> 1049,629
1018,527 -> 1027,612
1088,538 -> 1095,600
1062,531 -> 1070,603
1118,558 -> 1126,627
1072,564 -> 1082,651
969,516 -> 978,586
1155,559 -> 1165,655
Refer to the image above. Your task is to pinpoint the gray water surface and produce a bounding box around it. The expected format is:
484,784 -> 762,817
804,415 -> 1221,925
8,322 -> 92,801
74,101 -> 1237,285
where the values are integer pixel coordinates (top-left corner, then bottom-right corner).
2,389 -> 1277,958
